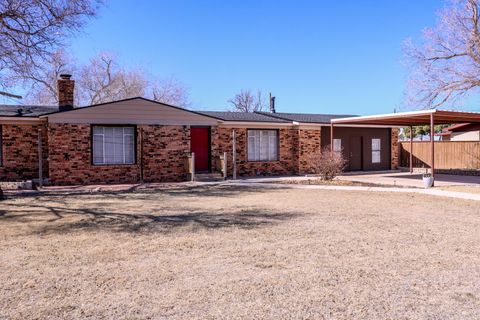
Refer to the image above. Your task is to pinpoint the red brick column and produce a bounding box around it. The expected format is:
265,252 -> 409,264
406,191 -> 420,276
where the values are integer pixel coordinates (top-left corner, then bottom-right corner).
391,128 -> 399,169
297,128 -> 322,175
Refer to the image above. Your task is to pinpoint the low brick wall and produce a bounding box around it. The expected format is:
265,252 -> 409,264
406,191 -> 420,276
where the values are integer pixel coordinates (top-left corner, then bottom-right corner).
0,124 -> 48,182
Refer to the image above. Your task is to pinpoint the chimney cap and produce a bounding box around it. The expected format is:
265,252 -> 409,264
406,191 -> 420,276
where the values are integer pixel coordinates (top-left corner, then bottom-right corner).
59,74 -> 72,80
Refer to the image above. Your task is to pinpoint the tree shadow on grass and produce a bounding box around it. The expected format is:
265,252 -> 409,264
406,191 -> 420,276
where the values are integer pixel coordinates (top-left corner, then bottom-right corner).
65,210 -> 296,234
1,205 -> 299,235
4,184 -> 287,203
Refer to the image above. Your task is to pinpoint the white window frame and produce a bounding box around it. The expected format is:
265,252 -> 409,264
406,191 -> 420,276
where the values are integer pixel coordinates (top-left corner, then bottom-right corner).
333,138 -> 342,152
372,138 -> 381,164
247,129 -> 279,162
92,126 -> 135,165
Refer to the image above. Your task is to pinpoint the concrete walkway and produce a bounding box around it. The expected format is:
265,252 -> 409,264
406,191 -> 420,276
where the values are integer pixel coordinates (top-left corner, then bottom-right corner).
4,175 -> 480,202
337,171 -> 480,188
227,177 -> 480,202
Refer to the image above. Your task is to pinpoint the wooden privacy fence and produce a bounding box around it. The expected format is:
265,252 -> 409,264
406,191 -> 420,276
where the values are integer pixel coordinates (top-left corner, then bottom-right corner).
400,141 -> 480,169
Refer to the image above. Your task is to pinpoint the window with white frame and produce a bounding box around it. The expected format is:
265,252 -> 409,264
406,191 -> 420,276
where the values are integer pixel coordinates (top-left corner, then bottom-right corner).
333,138 -> 342,152
372,138 -> 381,163
92,126 -> 135,165
247,130 -> 278,161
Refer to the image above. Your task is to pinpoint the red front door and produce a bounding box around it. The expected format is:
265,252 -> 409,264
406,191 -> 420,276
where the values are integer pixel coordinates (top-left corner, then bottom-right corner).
191,127 -> 210,172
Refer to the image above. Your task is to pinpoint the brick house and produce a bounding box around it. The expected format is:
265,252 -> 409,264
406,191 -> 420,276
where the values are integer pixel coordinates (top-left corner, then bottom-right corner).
0,75 -> 398,185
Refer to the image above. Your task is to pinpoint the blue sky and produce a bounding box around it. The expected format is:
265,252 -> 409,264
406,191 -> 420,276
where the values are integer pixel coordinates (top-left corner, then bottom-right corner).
67,0 -> 442,114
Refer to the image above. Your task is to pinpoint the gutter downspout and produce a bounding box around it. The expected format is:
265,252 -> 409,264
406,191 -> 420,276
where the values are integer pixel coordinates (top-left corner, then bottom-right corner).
430,113 -> 435,185
37,128 -> 43,188
330,123 -> 334,153
139,127 -> 144,183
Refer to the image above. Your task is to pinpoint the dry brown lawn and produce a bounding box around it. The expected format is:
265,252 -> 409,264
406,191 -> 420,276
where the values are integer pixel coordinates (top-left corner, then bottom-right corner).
1,185 -> 480,319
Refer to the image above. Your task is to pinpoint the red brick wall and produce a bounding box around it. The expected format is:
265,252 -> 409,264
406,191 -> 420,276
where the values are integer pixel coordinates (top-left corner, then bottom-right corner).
212,127 -> 298,177
298,129 -> 321,174
0,124 -> 48,181
46,123 -> 398,185
211,127 -> 322,177
48,124 -> 141,185
391,128 -> 399,169
48,124 -> 190,185
140,125 -> 189,182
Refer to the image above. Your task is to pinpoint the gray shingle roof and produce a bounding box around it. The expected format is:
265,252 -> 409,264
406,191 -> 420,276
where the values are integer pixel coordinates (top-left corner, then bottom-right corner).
255,112 -> 358,124
0,104 -> 58,117
0,101 -> 356,124
196,111 -> 289,123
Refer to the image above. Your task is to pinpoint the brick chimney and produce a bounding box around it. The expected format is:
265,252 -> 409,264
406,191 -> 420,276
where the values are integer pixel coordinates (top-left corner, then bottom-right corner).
57,74 -> 75,112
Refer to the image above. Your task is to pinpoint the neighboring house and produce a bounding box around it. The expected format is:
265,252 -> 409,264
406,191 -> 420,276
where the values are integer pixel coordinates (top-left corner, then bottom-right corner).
437,123 -> 480,141
0,75 -> 399,185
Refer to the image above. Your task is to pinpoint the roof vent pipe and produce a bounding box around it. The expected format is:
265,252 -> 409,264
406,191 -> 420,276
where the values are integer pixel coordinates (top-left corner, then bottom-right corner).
269,93 -> 276,113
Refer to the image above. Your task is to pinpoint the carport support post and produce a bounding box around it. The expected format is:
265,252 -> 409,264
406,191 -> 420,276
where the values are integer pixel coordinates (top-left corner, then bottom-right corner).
232,130 -> 237,180
430,113 -> 435,180
409,125 -> 413,174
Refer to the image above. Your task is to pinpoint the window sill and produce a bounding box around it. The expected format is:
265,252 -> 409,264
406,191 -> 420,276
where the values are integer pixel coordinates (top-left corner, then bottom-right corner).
92,163 -> 137,167
247,160 -> 280,163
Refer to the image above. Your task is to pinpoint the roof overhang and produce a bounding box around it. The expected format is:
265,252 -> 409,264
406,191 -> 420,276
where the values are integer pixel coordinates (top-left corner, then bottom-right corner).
0,117 -> 45,124
218,121 -> 293,128
331,109 -> 480,126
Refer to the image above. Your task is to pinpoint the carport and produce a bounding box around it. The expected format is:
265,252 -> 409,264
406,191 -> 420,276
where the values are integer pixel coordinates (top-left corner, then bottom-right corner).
330,109 -> 480,185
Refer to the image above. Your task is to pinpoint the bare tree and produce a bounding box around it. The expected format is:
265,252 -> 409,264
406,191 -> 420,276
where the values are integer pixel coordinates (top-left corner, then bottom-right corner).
228,90 -> 268,112
78,53 -> 190,106
0,0 -> 102,98
77,53 -> 147,105
24,51 -> 191,107
23,49 -> 77,105
404,0 -> 480,109
151,77 -> 190,107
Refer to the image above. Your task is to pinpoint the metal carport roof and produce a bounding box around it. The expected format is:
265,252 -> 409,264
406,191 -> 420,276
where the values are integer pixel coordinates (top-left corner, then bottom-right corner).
328,109 -> 480,185
331,109 -> 480,126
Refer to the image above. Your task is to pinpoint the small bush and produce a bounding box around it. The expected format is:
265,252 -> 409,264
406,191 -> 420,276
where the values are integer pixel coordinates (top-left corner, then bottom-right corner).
306,146 -> 347,180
